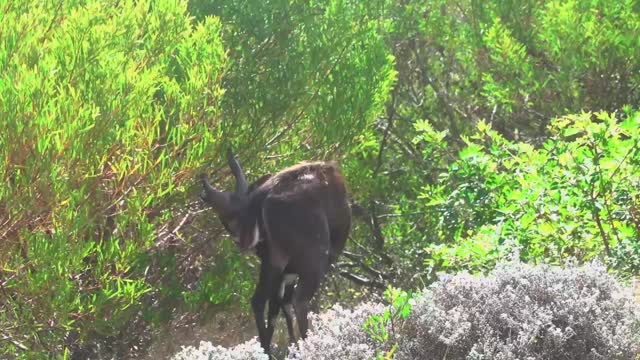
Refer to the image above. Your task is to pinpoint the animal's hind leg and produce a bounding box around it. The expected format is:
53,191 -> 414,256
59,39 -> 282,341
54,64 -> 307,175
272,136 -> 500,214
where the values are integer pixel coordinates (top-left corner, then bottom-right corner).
281,282 -> 296,343
293,217 -> 330,339
293,271 -> 323,339
265,272 -> 297,350
308,222 -> 351,314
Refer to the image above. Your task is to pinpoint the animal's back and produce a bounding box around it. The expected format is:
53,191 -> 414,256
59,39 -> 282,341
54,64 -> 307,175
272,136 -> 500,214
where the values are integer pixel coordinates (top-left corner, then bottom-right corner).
255,161 -> 351,267
261,161 -> 345,193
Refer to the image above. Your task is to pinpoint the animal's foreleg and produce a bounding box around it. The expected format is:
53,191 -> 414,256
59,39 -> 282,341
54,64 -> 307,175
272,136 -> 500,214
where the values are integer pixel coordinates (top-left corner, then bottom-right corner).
251,290 -> 269,353
265,273 -> 285,350
252,262 -> 281,355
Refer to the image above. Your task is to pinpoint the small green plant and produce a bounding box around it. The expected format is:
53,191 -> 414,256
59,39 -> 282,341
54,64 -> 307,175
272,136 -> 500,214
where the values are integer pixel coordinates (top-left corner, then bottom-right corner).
364,287 -> 413,359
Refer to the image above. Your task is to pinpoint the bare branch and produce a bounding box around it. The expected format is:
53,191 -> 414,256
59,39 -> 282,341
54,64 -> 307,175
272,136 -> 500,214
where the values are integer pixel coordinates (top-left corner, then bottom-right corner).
339,271 -> 386,289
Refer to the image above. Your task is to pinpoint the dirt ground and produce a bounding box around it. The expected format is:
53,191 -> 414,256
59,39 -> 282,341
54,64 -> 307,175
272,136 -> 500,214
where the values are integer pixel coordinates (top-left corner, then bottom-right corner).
144,306 -> 297,359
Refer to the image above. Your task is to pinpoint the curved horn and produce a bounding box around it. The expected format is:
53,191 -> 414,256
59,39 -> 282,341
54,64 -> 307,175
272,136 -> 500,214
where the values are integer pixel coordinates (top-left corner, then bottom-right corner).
200,173 -> 233,214
227,148 -> 248,194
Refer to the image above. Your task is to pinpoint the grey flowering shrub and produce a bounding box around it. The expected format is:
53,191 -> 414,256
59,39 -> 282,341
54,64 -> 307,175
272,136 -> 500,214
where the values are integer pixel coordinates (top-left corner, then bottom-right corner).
172,262 -> 639,360
172,338 -> 268,360
170,304 -> 391,360
398,261 -> 640,360
286,303 -> 390,360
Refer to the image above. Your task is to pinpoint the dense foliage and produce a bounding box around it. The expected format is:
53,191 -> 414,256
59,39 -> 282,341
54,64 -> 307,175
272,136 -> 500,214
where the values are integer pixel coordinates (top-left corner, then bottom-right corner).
173,262 -> 640,359
1,0 -> 639,358
351,0 -> 640,286
1,0 -> 228,356
395,111 -> 640,278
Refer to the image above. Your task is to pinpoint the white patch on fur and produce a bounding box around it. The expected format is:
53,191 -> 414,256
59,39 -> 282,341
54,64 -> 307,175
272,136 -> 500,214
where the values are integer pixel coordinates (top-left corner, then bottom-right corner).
299,173 -> 315,180
248,222 -> 261,248
279,274 -> 298,299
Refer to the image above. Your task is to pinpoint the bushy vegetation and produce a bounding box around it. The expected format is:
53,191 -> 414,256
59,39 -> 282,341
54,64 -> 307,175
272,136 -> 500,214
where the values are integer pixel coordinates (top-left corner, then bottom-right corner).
287,302 -> 390,359
399,261 -> 640,359
173,262 -> 640,359
401,111 -> 640,277
1,0 -> 228,356
172,339 -> 268,360
1,0 -> 639,358
0,0 -> 392,357
351,0 -> 640,286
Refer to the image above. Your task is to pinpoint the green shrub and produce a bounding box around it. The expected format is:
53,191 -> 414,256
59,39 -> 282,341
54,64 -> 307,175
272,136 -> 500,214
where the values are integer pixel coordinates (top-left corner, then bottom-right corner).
188,0 -> 395,166
390,111 -> 640,275
338,0 -> 640,288
2,0 -> 640,357
0,0 -> 396,357
380,0 -> 640,140
0,0 -> 226,356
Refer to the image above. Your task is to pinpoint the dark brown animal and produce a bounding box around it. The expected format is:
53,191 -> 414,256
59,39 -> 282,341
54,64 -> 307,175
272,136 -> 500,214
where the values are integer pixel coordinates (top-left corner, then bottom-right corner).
200,151 -> 351,355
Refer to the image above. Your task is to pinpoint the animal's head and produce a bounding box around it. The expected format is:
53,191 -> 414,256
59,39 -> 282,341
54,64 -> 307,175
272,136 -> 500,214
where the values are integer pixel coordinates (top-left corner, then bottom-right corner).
200,150 -> 260,251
